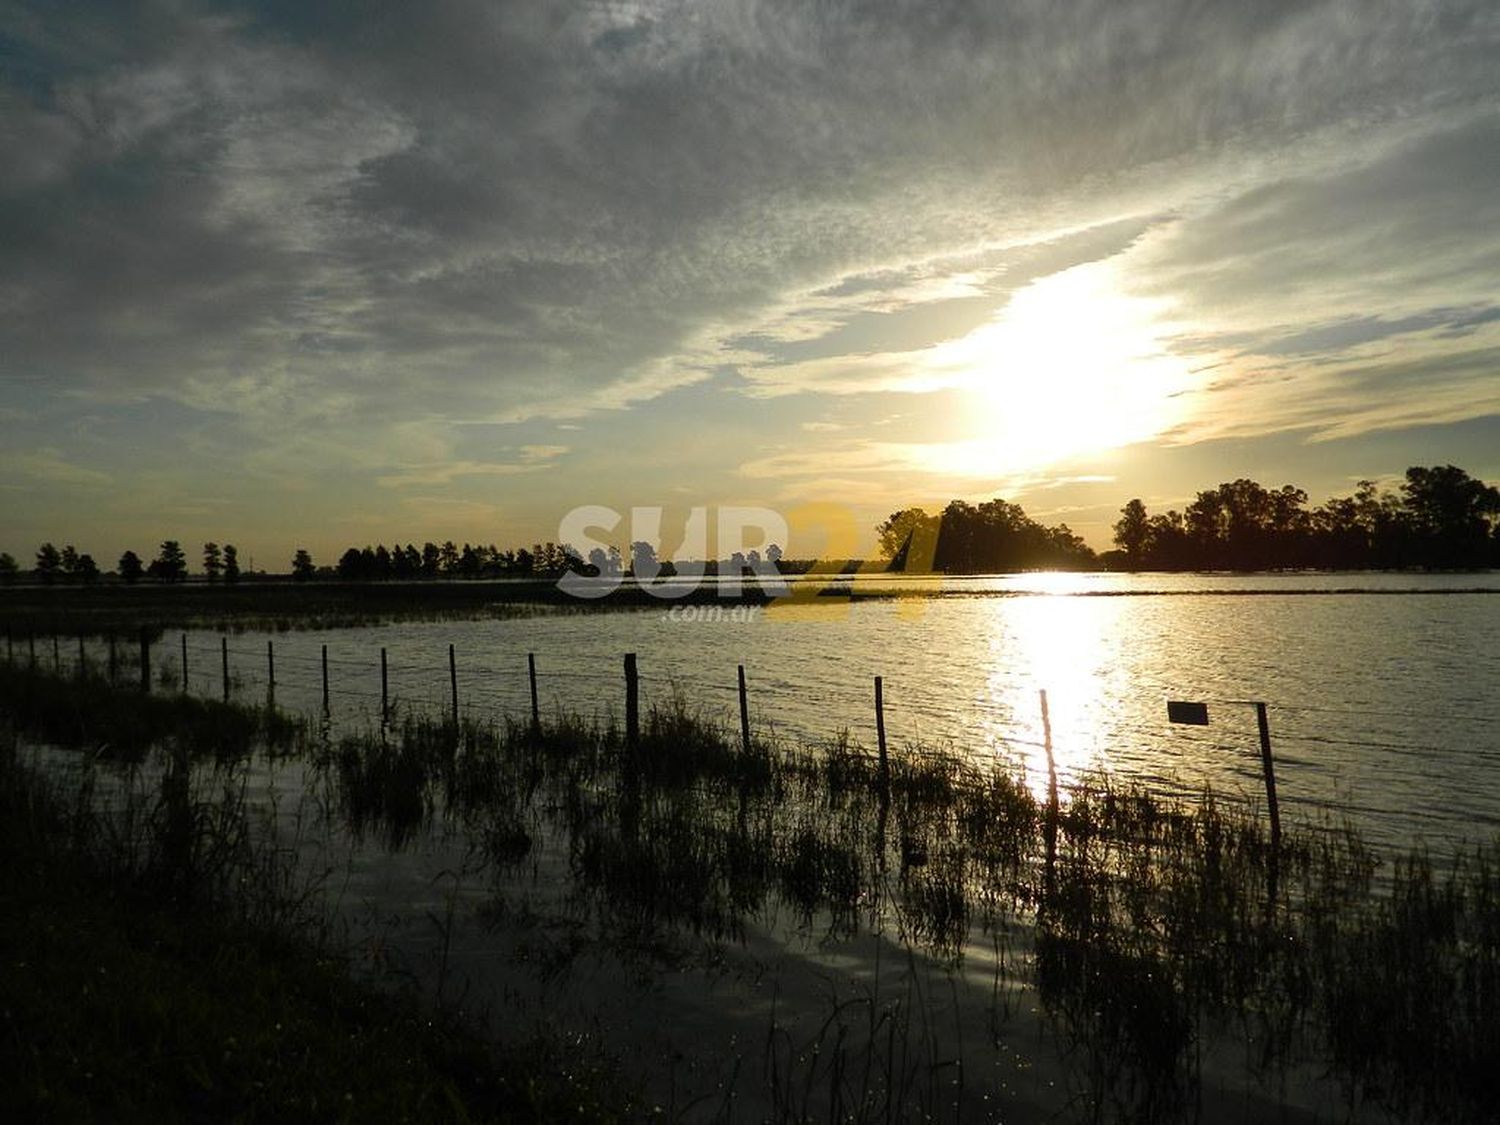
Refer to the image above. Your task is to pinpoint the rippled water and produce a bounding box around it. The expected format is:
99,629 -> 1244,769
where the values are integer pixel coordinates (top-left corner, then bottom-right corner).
174,572 -> 1500,854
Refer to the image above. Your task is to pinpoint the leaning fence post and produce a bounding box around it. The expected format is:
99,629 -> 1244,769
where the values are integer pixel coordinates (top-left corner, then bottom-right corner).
380,646 -> 389,724
528,652 -> 540,734
738,664 -> 752,754
1256,701 -> 1282,897
1040,689 -> 1059,814
624,653 -> 639,752
181,633 -> 189,693
449,643 -> 459,725
221,637 -> 230,702
78,635 -> 86,678
874,675 -> 890,797
1041,689 -> 1059,887
321,644 -> 330,713
266,639 -> 275,690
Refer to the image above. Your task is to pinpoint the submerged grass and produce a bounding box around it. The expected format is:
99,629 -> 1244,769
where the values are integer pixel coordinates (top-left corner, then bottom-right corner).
6,658 -> 1500,1123
0,678 -> 647,1122
311,692 -> 1500,1123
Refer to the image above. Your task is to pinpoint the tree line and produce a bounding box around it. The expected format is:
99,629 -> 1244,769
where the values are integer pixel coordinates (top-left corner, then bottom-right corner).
3,464 -> 1495,585
0,538 -> 785,585
1108,465 -> 1500,571
875,464 -> 1499,574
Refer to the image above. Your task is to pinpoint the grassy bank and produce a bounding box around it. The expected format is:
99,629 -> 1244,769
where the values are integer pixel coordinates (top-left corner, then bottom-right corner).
0,672 -> 641,1123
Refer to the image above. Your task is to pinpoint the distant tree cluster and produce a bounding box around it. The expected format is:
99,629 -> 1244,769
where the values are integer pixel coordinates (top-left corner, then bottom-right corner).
333,540 -> 580,581
876,499 -> 1096,573
1110,465 -> 1500,571
22,543 -> 101,585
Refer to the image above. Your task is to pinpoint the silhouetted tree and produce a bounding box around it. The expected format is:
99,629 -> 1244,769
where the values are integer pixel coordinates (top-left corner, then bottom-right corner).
877,500 -> 1094,573
149,540 -> 187,583
1400,465 -> 1500,569
203,542 -> 222,583
876,508 -> 941,572
118,550 -> 144,584
75,554 -> 99,583
60,545 -> 80,575
1113,500 -> 1151,569
34,543 -> 62,584
0,553 -> 17,585
291,549 -> 315,581
222,544 -> 240,584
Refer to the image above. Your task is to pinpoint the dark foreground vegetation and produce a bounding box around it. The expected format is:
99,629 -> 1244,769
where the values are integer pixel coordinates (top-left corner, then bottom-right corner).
0,668 -> 639,1123
3,660 -> 1498,1122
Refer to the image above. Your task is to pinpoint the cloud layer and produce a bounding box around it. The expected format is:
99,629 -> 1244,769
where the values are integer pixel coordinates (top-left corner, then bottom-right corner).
2,0 -> 1498,556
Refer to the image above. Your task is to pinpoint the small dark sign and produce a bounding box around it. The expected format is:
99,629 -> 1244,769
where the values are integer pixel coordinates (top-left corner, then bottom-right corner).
1167,700 -> 1210,726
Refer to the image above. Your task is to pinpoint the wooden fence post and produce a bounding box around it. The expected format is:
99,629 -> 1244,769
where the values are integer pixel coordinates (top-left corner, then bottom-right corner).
181,633 -> 189,693
624,653 -> 639,752
139,627 -> 150,693
221,637 -> 230,702
77,635 -> 86,678
1040,688 -> 1059,888
1256,701 -> 1282,900
108,634 -> 117,684
1040,689 -> 1059,814
28,632 -> 35,670
321,644 -> 330,713
738,664 -> 752,754
266,639 -> 275,690
875,675 -> 889,797
528,653 -> 540,734
380,646 -> 389,724
52,634 -> 59,672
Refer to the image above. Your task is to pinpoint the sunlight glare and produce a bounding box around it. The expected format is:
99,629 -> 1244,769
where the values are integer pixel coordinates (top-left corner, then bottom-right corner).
921,261 -> 1193,476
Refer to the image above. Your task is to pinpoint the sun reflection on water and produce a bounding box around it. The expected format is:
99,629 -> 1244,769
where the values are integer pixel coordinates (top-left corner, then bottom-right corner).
977,590 -> 1127,804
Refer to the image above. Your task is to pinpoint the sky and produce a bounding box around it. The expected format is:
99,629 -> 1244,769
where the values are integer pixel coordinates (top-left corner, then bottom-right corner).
3,0 -> 1499,570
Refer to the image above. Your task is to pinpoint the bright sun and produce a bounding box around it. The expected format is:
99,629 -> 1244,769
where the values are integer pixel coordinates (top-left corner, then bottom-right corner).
920,261 -> 1194,477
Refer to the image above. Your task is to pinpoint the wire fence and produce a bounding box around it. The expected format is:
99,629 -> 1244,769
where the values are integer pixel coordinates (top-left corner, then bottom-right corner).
5,624 -> 1499,852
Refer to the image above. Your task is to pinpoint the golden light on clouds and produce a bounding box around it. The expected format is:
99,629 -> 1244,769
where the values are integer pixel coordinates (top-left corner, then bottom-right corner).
921,262 -> 1196,477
